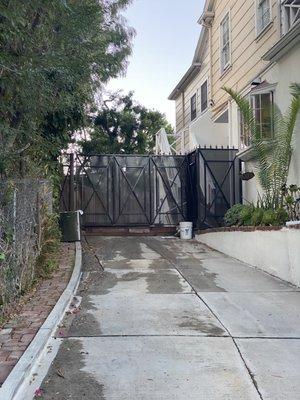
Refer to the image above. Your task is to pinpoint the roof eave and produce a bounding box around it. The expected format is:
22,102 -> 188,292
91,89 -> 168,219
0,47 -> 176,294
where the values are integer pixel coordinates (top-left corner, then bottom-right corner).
198,0 -> 215,25
168,64 -> 202,100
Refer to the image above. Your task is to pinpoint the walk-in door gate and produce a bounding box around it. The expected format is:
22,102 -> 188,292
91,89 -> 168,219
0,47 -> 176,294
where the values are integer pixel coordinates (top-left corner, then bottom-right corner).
60,149 -> 241,229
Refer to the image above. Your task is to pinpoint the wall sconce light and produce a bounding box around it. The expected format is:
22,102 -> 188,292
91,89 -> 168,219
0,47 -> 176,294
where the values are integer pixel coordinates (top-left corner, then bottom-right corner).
241,171 -> 255,181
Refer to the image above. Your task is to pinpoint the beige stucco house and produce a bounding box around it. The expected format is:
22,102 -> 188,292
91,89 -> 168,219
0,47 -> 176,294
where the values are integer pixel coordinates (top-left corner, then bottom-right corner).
168,0 -> 300,203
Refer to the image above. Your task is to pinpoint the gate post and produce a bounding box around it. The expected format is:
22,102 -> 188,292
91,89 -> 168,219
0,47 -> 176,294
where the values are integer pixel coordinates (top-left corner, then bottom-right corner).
69,153 -> 75,211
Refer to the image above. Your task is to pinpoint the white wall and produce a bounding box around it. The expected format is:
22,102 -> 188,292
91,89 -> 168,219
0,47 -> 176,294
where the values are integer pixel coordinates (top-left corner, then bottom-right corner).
288,113 -> 300,186
241,160 -> 262,204
196,228 -> 300,287
229,101 -> 239,148
266,43 -> 300,112
189,110 -> 229,148
263,42 -> 300,187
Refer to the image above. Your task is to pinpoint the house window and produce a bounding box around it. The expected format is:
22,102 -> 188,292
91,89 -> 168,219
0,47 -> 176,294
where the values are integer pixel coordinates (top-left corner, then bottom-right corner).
240,91 -> 274,148
251,92 -> 274,139
200,80 -> 208,113
257,0 -> 271,34
191,94 -> 197,121
281,0 -> 300,34
220,13 -> 231,74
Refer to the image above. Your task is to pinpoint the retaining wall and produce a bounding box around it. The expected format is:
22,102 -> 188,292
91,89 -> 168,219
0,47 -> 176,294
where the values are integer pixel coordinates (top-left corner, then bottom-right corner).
196,226 -> 300,287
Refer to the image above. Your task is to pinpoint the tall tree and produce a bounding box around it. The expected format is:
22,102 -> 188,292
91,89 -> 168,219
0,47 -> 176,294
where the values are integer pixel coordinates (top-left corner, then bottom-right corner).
0,0 -> 133,177
81,92 -> 173,155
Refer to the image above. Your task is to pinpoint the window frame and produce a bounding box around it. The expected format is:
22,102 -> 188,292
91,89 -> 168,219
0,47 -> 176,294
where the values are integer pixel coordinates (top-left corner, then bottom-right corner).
220,11 -> 231,75
251,90 -> 274,140
190,93 -> 197,121
280,0 -> 300,35
200,79 -> 208,114
255,0 -> 272,36
239,89 -> 275,149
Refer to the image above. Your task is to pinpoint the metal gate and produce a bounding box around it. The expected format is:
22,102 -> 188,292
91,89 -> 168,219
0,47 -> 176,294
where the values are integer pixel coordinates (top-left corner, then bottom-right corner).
60,154 -> 189,227
187,148 -> 241,229
60,149 -> 241,229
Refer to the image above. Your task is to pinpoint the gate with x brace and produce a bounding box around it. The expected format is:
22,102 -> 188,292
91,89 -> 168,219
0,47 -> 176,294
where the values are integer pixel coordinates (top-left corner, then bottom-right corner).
60,149 -> 241,229
60,153 -> 189,228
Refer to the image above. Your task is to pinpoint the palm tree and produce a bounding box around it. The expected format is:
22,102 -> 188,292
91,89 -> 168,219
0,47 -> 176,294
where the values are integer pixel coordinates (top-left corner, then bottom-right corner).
223,84 -> 300,209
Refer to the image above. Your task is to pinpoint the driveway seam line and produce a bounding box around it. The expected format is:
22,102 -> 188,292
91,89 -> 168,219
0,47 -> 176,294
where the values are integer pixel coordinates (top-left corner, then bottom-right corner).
144,240 -> 232,334
63,334 -> 231,338
144,239 -> 265,400
232,338 -> 264,400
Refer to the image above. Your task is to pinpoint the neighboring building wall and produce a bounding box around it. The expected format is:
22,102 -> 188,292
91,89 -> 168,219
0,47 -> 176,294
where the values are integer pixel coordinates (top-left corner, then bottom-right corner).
235,41 -> 300,203
207,0 -> 300,204
175,93 -> 184,133
182,38 -> 210,126
172,30 -> 229,151
170,0 -> 300,202
210,0 -> 280,119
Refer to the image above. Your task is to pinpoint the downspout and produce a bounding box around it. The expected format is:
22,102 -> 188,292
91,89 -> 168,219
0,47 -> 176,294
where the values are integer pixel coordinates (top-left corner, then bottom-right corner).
209,24 -> 213,111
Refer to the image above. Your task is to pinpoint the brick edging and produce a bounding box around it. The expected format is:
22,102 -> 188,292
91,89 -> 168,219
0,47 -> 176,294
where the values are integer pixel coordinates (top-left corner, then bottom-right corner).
0,242 -> 82,400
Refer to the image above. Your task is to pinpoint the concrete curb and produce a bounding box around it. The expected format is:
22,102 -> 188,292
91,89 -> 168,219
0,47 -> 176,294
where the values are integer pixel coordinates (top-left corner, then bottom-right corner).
0,242 -> 82,400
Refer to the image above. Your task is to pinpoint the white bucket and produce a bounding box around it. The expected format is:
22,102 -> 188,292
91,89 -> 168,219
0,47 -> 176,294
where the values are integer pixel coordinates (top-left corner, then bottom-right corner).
180,222 -> 193,240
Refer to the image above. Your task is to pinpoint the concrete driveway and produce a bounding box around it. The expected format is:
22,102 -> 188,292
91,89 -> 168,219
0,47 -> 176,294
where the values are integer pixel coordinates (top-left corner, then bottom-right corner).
41,236 -> 300,399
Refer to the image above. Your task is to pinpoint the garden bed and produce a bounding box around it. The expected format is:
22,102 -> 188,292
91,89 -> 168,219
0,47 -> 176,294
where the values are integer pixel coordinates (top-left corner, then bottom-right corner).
196,226 -> 300,287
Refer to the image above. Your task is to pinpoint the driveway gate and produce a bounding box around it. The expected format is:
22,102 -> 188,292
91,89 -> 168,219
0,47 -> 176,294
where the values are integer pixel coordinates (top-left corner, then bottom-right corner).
60,149 -> 241,229
60,154 -> 189,227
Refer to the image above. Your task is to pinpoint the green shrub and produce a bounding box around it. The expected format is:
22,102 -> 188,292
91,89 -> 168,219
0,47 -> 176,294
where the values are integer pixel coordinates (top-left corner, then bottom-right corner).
240,205 -> 255,226
224,203 -> 288,228
275,208 -> 289,225
250,208 -> 264,226
261,209 -> 277,226
224,204 -> 245,226
35,212 -> 61,279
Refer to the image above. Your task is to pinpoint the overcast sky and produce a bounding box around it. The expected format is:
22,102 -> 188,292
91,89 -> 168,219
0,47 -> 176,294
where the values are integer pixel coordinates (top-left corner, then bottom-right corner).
108,0 -> 205,126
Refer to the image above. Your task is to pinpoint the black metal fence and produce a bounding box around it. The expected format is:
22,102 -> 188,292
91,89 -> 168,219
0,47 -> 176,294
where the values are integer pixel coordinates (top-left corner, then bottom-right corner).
60,149 -> 241,229
187,148 -> 241,229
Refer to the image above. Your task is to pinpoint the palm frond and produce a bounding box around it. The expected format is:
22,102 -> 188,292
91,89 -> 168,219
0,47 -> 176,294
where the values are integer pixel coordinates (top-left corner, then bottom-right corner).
223,87 -> 273,194
290,83 -> 300,98
223,84 -> 300,208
